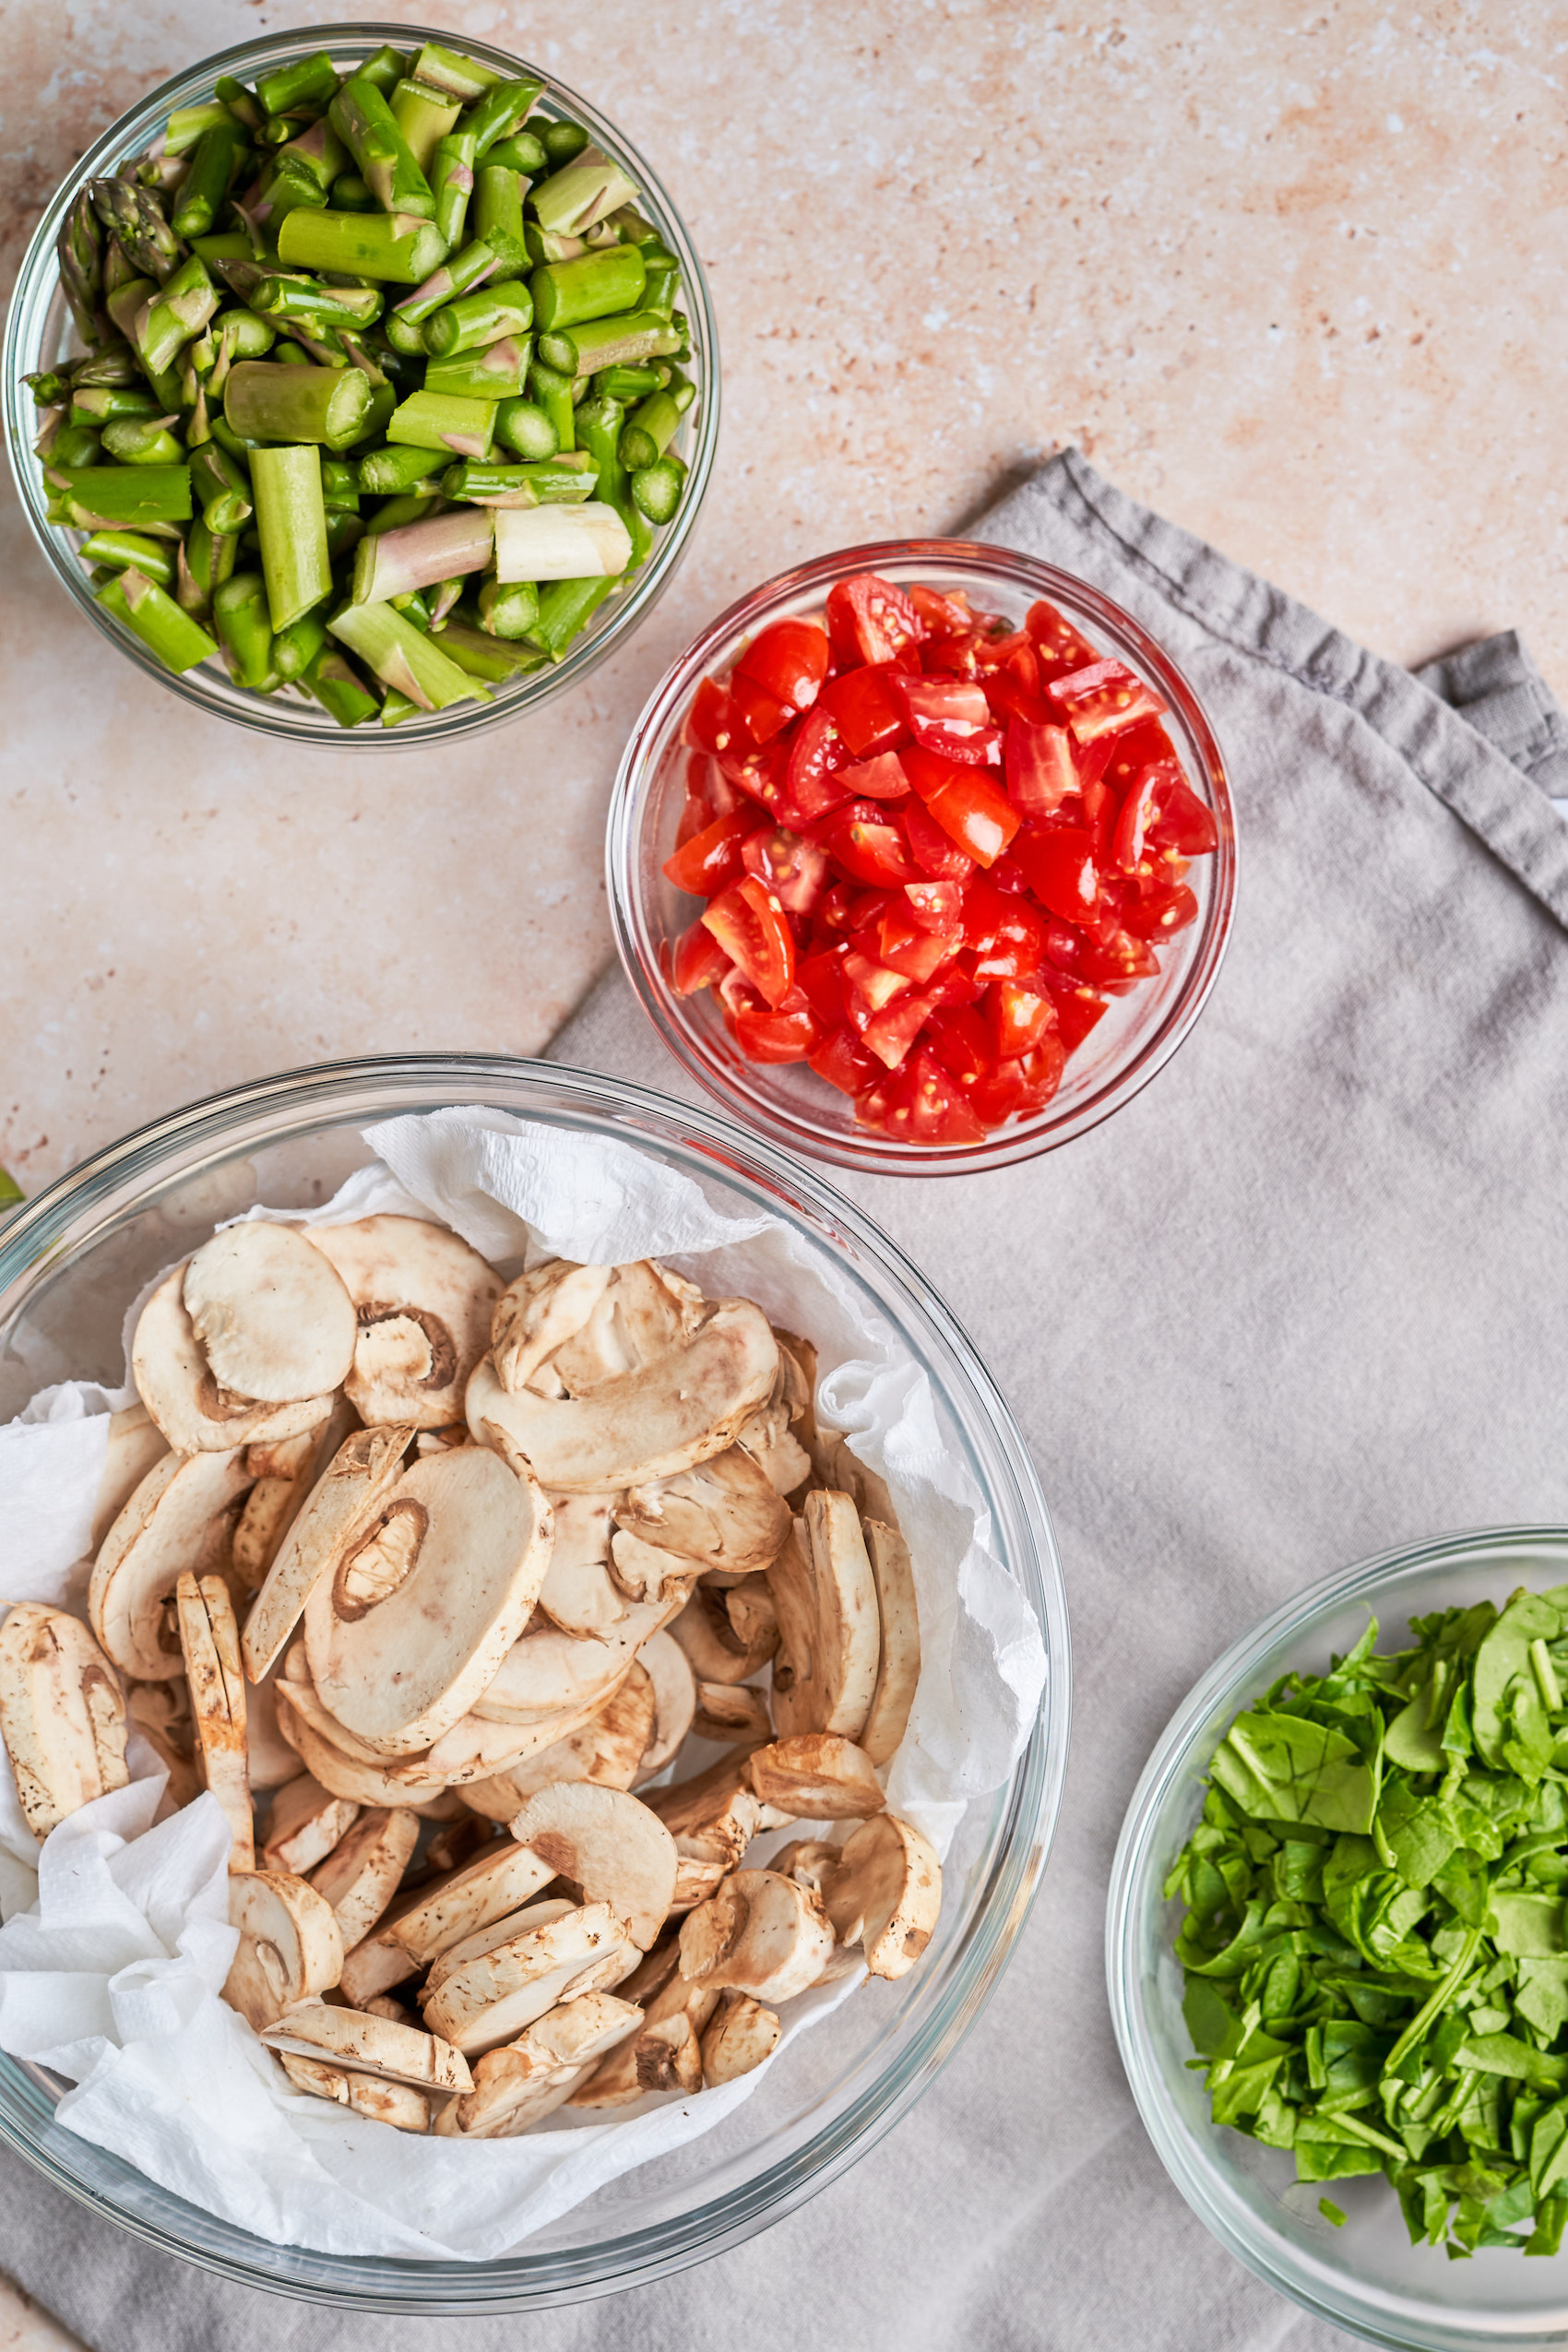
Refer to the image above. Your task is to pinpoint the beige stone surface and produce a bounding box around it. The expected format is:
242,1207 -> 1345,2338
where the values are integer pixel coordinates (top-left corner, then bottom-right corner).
1,0 -> 1564,1199
0,2276 -> 83,2352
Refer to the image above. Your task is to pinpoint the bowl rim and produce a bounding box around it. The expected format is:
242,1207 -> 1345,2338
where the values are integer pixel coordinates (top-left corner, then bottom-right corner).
0,1051 -> 1071,2309
0,21 -> 721,748
604,535 -> 1239,1177
1106,1521 -> 1568,2352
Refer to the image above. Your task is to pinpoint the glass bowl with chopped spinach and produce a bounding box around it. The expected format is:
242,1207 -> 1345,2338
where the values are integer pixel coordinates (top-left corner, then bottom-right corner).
1109,1527 -> 1568,2351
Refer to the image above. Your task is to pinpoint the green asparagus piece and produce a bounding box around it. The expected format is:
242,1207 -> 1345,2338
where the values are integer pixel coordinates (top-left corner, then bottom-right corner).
303,643 -> 379,725
391,78 -> 461,174
48,424 -> 103,469
593,362 -> 663,402
539,120 -> 590,169
641,250 -> 681,316
164,101 -> 233,157
171,120 -> 245,239
536,310 -> 682,379
381,306 -> 430,357
572,392 -> 652,566
276,207 -> 447,283
98,565 -> 218,672
186,514 -> 238,602
193,230 -> 258,266
63,465 -> 191,527
0,1167 -> 23,1212
326,510 -> 364,563
213,570 -> 274,684
466,77 -> 545,155
422,339 -> 529,400
350,506 -> 493,602
272,604 -> 329,679
493,395 -> 558,459
354,45 -> 410,97
478,576 -> 539,637
422,280 -> 532,356
70,384 -> 159,423
329,172 -> 377,211
327,599 -> 490,709
225,360 -> 374,448
386,388 -> 496,457
56,188 -> 104,344
485,130 -> 547,176
89,178 -> 182,281
429,576 -> 464,624
631,454 -> 686,524
251,444 -> 331,628
319,457 -> 360,510
328,76 -> 435,218
358,442 -> 445,495
105,275 -> 156,342
256,52 -> 340,117
213,77 -> 264,133
619,384 -> 688,471
526,222 -> 587,267
380,688 -> 421,725
440,456 -> 595,505
79,529 -> 177,587
432,130 -> 478,248
212,308 -> 277,362
411,42 -> 501,101
256,155 -> 332,231
524,571 -> 614,659
472,164 -> 528,267
392,237 -> 501,324
530,148 -> 636,239
604,205 -> 661,248
429,615 -> 542,680
136,253 -> 217,374
252,275 -> 384,327
101,416 -> 185,465
527,356 -> 576,451
190,441 -> 254,534
275,117 -> 348,194
530,246 -> 646,332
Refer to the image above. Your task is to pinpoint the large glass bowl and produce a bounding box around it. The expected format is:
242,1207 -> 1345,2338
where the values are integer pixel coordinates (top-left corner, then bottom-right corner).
1108,1526 -> 1568,2352
0,24 -> 719,747
0,1055 -> 1068,2311
605,540 -> 1237,1177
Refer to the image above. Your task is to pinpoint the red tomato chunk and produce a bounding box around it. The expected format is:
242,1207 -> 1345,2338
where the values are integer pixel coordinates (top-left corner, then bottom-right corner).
661,573 -> 1219,1144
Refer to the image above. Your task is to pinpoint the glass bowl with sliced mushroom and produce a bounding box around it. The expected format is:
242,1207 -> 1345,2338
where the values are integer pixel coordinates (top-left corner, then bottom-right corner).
0,1058 -> 1066,2302
2,27 -> 718,741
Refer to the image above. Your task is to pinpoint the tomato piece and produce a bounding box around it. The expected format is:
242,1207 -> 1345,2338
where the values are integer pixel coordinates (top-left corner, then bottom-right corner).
810,1025 -> 883,1096
1041,979 -> 1108,1053
1075,929 -> 1159,991
969,1036 -> 1066,1125
925,1003 -> 995,1086
670,919 -> 731,995
684,675 -> 748,755
734,993 -> 825,1063
826,573 -> 921,668
701,876 -> 796,1009
909,584 -> 973,638
836,750 -> 909,801
729,671 -> 793,745
965,897 -> 1049,983
901,746 -> 1019,867
820,809 -> 924,887
893,674 -> 1004,766
859,1051 -> 986,1144
903,878 -> 964,932
1144,763 -> 1218,856
795,944 -> 849,1028
989,977 -> 1056,1058
717,735 -> 790,818
1005,717 -> 1077,820
903,796 -> 975,882
783,705 -> 854,822
816,664 -> 907,756
983,646 -> 1048,728
1011,824 -> 1099,922
741,825 -> 828,916
1046,659 -> 1168,745
926,958 -> 985,1008
661,807 -> 755,897
861,985 -> 942,1070
877,902 -> 960,982
1123,880 -> 1198,940
1110,761 -> 1164,873
843,948 -> 914,1022
735,617 -> 830,713
1026,600 -> 1098,680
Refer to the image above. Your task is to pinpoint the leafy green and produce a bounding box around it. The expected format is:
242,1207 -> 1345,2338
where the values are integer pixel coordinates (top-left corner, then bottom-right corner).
1169,1587 -> 1568,2259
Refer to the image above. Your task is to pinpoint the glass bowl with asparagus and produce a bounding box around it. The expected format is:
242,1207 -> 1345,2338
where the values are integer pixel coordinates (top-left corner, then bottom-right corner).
2,24 -> 719,741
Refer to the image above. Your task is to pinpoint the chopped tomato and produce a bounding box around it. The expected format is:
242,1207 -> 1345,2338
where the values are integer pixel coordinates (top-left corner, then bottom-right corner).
903,796 -> 975,882
818,808 -> 924,887
795,944 -> 849,1028
783,705 -> 853,822
683,675 -> 745,755
717,736 -> 789,817
893,674 -> 1004,766
701,876 -> 796,1009
670,919 -> 731,995
810,1025 -> 882,1095
739,824 -> 828,917
858,1050 -> 987,1145
1046,659 -> 1168,744
1005,717 -> 1077,820
735,617 -> 829,713
843,948 -> 914,1022
877,901 -> 960,982
984,645 -> 1048,728
861,985 -> 944,1070
1076,929 -> 1159,990
836,750 -> 909,800
902,747 -> 1019,867
733,992 -> 825,1063
826,573 -> 921,667
662,808 -> 754,897
1043,979 -> 1110,1053
1011,825 -> 1099,922
903,878 -> 965,932
1110,761 -> 1163,873
1123,880 -> 1199,939
909,583 -> 972,637
729,671 -> 793,745
817,664 -> 907,756
989,977 -> 1056,1058
925,1003 -> 994,1087
1144,763 -> 1219,856
1026,600 -> 1097,679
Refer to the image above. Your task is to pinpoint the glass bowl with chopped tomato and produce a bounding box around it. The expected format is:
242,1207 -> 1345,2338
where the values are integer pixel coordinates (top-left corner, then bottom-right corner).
606,540 -> 1237,1174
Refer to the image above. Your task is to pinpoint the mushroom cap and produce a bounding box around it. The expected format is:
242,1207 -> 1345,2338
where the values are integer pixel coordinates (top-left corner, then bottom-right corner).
677,1869 -> 834,2005
733,1399 -> 813,1499
91,1446 -> 255,1682
492,1261 -> 613,1396
472,1662 -> 655,1812
90,1405 -> 169,1551
262,1773 -> 360,1877
261,2000 -> 472,2093
241,1422 -> 413,1682
747,1732 -> 885,1821
700,1989 -> 781,2087
131,1265 -> 337,1455
507,1781 -> 680,1953
465,1300 -> 778,1492
223,1870 -> 343,2032
619,1447 -> 790,1576
632,1631 -> 696,1785
303,1216 -> 502,1429
175,1572 -> 254,1870
421,1900 -> 635,2055
471,1598 -> 675,1725
184,1222 -> 359,1404
437,1990 -> 643,2138
536,1490 -> 626,1635
308,1805 -> 421,1951
693,1682 -> 773,1747
303,1445 -> 552,1755
388,1836 -> 557,1967
860,1520 -> 920,1766
0,1605 -> 129,1841
823,1812 -> 942,1981
278,2050 -> 431,2132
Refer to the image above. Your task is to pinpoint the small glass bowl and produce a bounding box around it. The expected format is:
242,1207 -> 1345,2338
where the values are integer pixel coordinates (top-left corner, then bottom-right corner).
1109,1526 -> 1568,2352
0,24 -> 719,747
0,1054 -> 1068,2310
605,539 -> 1237,1177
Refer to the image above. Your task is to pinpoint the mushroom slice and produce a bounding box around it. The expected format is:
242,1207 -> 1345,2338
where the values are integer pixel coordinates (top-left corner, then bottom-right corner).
91,1447 -> 255,1682
617,1446 -> 790,1577
822,1813 -> 942,1981
242,1424 -> 415,1683
278,2050 -> 431,2132
770,1837 -> 843,1899
633,1632 -> 696,1784
507,1783 -> 678,1952
678,1870 -> 834,2005
747,1733 -> 885,1821
491,1262 -> 613,1396
223,1870 -> 343,2031
90,1405 -> 169,1550
694,1682 -> 773,1747
246,1661 -> 304,1791
471,1598 -> 674,1723
644,1752 -> 763,1871
768,1495 -> 880,1743
465,1300 -> 778,1491
184,1222 -> 359,1404
304,1445 -> 552,1755
701,1990 -> 781,2086
435,1991 -> 643,2138
772,1329 -> 818,1443
421,1901 -> 634,2055
274,1652 -> 422,1766
127,1677 -> 204,1810
421,1689 -> 647,1789
261,2000 -> 472,2094
423,1898 -> 576,1996
473,1664 -> 655,1811
568,1956 -> 720,2108
175,1573 -> 253,1870
549,1260 -> 707,1396
669,1580 -> 777,1686
303,1216 -> 502,1429
860,1520 -> 920,1766
460,1681 -> 642,1821
309,1806 -> 421,1950
132,1265 -> 337,1455
734,1399 -> 812,1499
363,1994 -> 419,2028
389,1837 -> 558,1968
232,1399 -> 359,1597
536,1491 -> 626,1636
608,1528 -> 701,1609
0,1605 -> 129,1839
274,1685 -> 450,1809
671,1856 -> 730,1914
262,1773 -> 360,1877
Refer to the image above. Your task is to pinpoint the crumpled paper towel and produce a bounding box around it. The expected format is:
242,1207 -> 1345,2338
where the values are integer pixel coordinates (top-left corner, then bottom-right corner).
0,1108 -> 1046,2259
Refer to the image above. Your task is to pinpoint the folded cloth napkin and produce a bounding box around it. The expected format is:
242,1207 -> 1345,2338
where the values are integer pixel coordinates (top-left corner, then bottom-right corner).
6,449 -> 1568,2352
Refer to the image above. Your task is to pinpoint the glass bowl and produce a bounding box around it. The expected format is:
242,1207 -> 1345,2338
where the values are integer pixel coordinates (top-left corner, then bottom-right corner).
0,24 -> 719,748
604,539 -> 1237,1177
0,1054 -> 1068,2311
1108,1526 -> 1568,2352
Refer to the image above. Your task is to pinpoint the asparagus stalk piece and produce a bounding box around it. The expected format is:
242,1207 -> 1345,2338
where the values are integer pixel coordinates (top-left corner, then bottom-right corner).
430,615 -> 542,680
429,575 -> 464,624
526,357 -> 576,450
440,456 -> 594,505
48,425 -> 102,469
593,362 -> 663,402
355,45 -> 410,97
273,604 -> 329,679
386,388 -> 496,458
164,101 -> 233,157
251,445 -> 331,628
422,339 -> 529,400
539,120 -> 591,168
276,208 -> 446,283
225,360 -> 374,448
106,275 -> 157,342
350,507 -> 493,601
101,417 -> 185,466
422,280 -> 532,357
392,236 -> 500,323
319,457 -> 360,509
276,117 -> 348,194
251,275 -> 384,327
478,577 -> 539,636
530,246 -> 647,332
380,688 -> 421,726
362,492 -> 439,535
485,129 -> 547,176
187,514 -> 239,602
529,148 -> 637,238
89,178 -> 183,281
412,42 -> 502,101
136,253 -> 217,374
328,76 -> 435,218
525,572 -> 614,659
56,188 -> 104,343
329,171 -> 376,210
98,565 -> 219,671
472,164 -> 528,268
619,382 -> 690,470
71,384 -> 159,423
631,454 -> 687,524
431,130 -> 478,248
214,77 -> 264,133
0,1168 -> 24,1211
171,120 -> 245,239
327,599 -> 490,709
536,310 -> 682,378
358,442 -> 445,495
492,501 -> 631,580
64,465 -> 191,527
466,77 -> 544,154
391,77 -> 461,174
79,529 -> 177,586
493,395 -> 558,459
256,52 -> 340,117
190,441 -> 254,533
303,644 -> 379,725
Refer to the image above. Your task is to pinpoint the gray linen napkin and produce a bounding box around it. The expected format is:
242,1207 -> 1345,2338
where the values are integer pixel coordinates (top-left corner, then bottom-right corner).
6,450 -> 1568,2352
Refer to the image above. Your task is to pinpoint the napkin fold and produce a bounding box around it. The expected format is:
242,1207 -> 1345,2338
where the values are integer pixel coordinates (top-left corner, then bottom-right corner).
5,448 -> 1568,2350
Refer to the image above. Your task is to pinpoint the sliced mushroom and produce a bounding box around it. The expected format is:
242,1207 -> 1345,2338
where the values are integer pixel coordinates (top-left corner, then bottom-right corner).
362,1993 -> 419,2028
273,1684 -> 451,1809
277,2049 -> 431,2132
467,1664 -> 655,1814
127,1677 -> 204,1809
275,1649 -> 423,1765
174,1572 -> 253,1870
304,1444 -> 552,1755
0,1605 -> 129,1839
90,1404 -> 169,1550
608,1528 -> 701,1608
677,1870 -> 834,2005
860,1520 -> 920,1766
465,1299 -> 778,1491
245,1661 -> 304,1791
815,1431 -> 897,1526
434,1990 -> 644,2138
423,1897 -> 576,1996
701,1989 -> 780,2086
821,1813 -> 942,1981
670,1856 -> 730,1914
471,1598 -> 674,1724
414,1425 -> 469,1455
420,1689 -> 650,1789
303,1216 -> 501,1428
769,1837 -> 843,1899
633,1632 -> 697,1785
491,1261 -> 613,1396
232,1400 -> 359,1596
90,1447 -> 255,1682
768,1494 -> 880,1743
536,1491 -> 626,1635
308,1806 -> 421,1950
567,1954 -> 720,2109
644,1752 -> 762,1871
549,1260 -> 707,1396
421,1901 -> 635,2055
694,1682 -> 773,1747
747,1733 -> 885,1821
668,1579 -> 777,1686
461,1680 -> 644,1821
339,1895 -> 429,2007
262,1773 -> 359,1876
772,1328 -> 818,1444
733,1398 -> 812,1498
507,1782 -> 678,1952
241,1423 -> 415,1683
387,1837 -> 559,1970
223,1870 -> 343,2031
184,1221 -> 358,1404
617,1446 -> 790,1576
261,2000 -> 472,2093
131,1265 -> 337,1455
